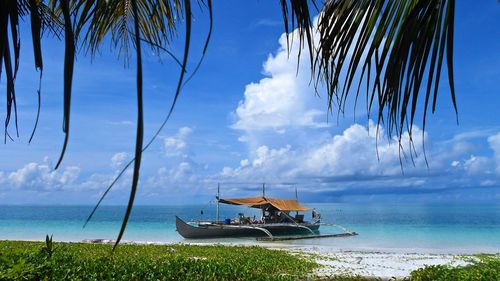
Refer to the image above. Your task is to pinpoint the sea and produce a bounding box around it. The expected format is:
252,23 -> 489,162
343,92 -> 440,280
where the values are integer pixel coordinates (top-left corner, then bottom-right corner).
1,203 -> 499,254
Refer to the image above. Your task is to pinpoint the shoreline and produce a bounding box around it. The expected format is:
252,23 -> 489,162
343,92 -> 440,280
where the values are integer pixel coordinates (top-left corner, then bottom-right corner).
2,237 -> 499,255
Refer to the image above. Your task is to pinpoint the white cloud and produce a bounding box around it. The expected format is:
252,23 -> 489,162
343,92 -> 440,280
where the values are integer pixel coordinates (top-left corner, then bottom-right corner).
147,162 -> 198,187
163,127 -> 193,157
220,121 -> 429,183
111,152 -> 129,169
232,33 -> 327,132
463,155 -> 492,175
225,18 -> 500,194
7,161 -> 80,191
488,132 -> 500,174
105,120 -> 134,126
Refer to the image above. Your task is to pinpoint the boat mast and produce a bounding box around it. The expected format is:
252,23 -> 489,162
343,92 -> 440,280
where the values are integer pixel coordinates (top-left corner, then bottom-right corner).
295,186 -> 298,216
216,183 -> 220,223
262,183 -> 265,221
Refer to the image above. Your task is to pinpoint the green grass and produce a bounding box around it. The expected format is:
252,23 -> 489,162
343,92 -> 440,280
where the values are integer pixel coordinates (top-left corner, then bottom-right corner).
410,254 -> 500,281
2,240 -> 498,281
0,240 -> 317,280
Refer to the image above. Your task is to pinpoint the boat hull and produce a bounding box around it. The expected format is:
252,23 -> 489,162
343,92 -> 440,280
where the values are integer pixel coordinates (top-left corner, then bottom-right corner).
176,216 -> 320,239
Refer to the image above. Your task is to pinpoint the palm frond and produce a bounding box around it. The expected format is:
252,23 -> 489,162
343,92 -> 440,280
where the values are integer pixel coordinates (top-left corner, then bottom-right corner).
113,0 -> 144,250
0,0 -> 20,143
280,0 -> 456,153
54,0 -> 75,169
279,0 -> 316,72
70,0 -> 183,60
28,0 -> 44,143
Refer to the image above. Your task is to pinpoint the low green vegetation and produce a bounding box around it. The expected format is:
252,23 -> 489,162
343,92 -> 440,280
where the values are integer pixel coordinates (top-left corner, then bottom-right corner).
1,240 -> 498,280
0,240 -> 317,280
410,254 -> 500,281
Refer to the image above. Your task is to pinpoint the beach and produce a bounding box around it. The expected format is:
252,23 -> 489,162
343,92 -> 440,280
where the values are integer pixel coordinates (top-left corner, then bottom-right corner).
73,237 -> 499,279
6,238 -> 497,280
165,241 -> 494,279
1,204 -> 499,279
303,250 -> 476,279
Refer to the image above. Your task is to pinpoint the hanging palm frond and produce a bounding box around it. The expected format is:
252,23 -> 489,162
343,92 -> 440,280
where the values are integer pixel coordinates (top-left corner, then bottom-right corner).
54,0 -> 75,169
279,0 -> 457,153
67,0 -> 182,60
1,0 -> 20,143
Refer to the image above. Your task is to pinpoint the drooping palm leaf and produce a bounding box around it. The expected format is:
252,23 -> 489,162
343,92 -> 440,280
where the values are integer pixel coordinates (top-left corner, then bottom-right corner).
70,0 -> 182,60
182,0 -> 211,87
1,0 -> 20,142
84,0 -> 207,229
279,0 -> 316,72
54,0 -> 75,169
279,0 -> 456,152
28,0 -> 44,143
113,0 -> 144,250
1,1 -> 60,144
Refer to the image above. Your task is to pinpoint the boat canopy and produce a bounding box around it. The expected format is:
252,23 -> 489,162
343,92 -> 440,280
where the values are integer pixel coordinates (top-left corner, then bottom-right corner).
218,197 -> 310,211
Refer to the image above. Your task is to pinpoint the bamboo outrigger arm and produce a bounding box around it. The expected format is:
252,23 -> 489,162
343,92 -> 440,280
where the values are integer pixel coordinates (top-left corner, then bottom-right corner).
218,224 -> 274,238
285,224 -> 316,235
319,223 -> 353,234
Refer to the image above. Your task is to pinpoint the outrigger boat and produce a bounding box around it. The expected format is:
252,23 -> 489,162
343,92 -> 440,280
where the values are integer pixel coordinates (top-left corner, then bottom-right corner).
176,185 -> 358,241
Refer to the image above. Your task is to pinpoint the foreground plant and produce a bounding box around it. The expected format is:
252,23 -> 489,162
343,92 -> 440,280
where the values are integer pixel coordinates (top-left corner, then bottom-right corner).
410,255 -> 500,281
0,240 -> 318,280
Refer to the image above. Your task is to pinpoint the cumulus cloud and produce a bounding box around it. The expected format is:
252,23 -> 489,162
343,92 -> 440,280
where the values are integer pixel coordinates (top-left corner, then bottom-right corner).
232,32 -> 327,132
111,152 -> 129,169
6,161 -> 80,191
163,127 -> 193,157
488,132 -> 500,174
223,19 -> 500,195
220,121 -> 430,184
148,162 -> 197,186
463,155 -> 493,175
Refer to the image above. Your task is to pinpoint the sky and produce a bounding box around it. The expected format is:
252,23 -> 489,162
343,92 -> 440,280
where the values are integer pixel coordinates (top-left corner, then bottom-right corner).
0,1 -> 499,205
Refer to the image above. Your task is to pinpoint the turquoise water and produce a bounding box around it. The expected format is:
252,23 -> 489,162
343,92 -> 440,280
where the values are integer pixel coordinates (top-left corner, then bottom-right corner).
1,204 -> 499,254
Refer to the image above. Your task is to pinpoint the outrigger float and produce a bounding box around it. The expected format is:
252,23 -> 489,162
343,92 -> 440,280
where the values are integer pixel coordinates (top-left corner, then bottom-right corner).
176,185 -> 358,241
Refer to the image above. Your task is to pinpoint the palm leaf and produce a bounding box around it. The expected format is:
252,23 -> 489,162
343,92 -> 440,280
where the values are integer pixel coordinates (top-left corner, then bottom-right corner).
279,0 -> 457,155
28,0 -> 44,143
113,0 -> 144,250
84,0 -> 203,230
0,0 -> 21,143
70,0 -> 182,61
54,0 -> 75,169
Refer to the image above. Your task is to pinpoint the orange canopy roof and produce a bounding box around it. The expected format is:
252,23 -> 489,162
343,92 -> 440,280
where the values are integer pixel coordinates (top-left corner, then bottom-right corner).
218,197 -> 310,211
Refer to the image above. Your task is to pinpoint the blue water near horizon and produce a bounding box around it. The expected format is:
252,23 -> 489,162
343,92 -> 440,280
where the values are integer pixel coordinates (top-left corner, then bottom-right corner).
1,203 -> 499,254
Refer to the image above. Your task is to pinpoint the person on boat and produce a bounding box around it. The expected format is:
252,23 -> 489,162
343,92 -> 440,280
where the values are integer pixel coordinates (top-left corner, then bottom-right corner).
238,213 -> 252,224
312,209 -> 321,222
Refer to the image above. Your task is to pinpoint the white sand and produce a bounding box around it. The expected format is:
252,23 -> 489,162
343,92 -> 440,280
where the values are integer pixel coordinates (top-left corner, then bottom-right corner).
297,250 -> 476,280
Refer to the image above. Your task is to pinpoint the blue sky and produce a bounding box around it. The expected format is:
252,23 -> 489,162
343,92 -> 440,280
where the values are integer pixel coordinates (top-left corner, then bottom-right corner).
0,1 -> 499,205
